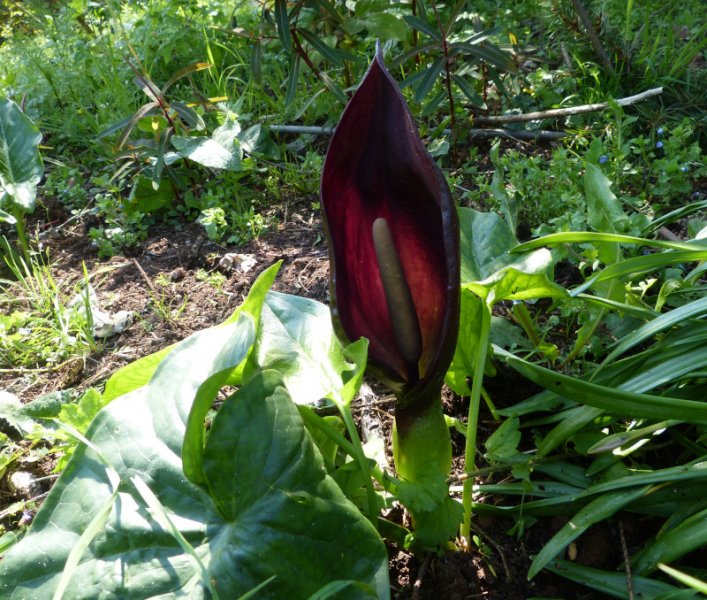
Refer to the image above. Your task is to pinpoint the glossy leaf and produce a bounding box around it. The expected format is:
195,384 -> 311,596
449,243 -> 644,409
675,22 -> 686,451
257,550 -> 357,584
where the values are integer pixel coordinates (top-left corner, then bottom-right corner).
0,98 -> 43,214
102,262 -> 280,408
459,207 -> 517,283
0,317 -> 387,598
249,291 -> 368,407
172,132 -> 242,171
585,163 -> 628,235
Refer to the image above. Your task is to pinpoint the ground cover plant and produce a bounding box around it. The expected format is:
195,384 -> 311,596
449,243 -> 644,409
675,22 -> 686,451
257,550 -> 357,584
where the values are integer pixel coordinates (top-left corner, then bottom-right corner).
1,0 -> 706,598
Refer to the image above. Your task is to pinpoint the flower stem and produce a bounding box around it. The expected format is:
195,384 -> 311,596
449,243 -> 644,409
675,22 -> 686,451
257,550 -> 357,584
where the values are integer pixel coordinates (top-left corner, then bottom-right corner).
461,301 -> 491,545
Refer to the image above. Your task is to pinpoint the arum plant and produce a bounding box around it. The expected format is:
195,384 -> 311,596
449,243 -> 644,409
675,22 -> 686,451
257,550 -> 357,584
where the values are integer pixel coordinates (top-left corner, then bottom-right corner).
321,47 -> 461,548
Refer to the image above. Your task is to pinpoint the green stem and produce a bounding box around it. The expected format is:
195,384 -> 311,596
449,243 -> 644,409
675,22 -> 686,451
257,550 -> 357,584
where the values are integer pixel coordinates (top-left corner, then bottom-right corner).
14,209 -> 31,265
340,406 -> 381,522
512,301 -> 540,347
461,301 -> 491,544
299,403 -> 381,523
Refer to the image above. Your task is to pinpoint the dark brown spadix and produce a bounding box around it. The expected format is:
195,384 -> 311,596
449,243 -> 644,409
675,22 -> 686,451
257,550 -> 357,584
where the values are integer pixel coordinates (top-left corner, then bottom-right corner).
372,217 -> 423,382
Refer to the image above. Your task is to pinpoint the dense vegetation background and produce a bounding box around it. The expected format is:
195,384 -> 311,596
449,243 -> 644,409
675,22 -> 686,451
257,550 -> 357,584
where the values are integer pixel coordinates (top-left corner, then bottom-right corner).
1,0 -> 706,598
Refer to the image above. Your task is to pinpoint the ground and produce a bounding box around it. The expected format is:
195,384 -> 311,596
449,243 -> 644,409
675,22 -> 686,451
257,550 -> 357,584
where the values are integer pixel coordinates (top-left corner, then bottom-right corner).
1,201 -> 642,599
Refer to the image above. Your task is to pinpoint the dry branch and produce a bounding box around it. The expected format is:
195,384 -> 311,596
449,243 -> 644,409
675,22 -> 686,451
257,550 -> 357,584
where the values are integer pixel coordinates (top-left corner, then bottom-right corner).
270,124 -> 569,141
473,87 -> 663,125
269,86 -> 661,143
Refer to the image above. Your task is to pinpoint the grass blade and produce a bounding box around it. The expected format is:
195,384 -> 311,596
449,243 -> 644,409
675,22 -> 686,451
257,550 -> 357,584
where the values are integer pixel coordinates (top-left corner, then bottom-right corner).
571,249 -> 707,296
633,505 -> 707,575
496,347 -> 707,424
528,485 -> 650,579
658,564 -> 707,594
513,231 -> 707,253
131,475 -> 218,598
546,559 -> 696,598
598,296 -> 707,370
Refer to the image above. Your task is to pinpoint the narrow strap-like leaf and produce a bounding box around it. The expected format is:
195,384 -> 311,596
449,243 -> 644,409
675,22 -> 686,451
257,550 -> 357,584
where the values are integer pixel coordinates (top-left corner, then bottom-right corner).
403,14 -> 441,41
528,485 -> 650,579
274,0 -> 291,52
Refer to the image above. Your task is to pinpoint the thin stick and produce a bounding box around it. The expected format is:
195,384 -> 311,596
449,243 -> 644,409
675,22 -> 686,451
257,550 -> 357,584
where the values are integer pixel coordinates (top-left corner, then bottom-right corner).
473,87 -> 663,125
570,0 -> 616,77
270,124 -> 569,141
619,520 -> 634,600
131,258 -> 159,299
411,553 -> 432,600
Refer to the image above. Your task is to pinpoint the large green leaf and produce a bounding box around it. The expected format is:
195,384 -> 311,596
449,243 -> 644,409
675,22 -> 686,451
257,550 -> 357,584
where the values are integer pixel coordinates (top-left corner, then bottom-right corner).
458,207 -> 517,283
0,98 -> 43,214
445,290 -> 486,395
585,163 -> 628,236
202,370 -> 387,597
450,207 -> 566,393
250,291 -> 367,407
0,316 -> 387,598
101,262 -> 281,404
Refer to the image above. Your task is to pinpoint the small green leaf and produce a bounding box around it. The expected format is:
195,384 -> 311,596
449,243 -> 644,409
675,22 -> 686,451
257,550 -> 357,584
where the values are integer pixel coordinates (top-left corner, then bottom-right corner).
172,133 -> 242,171
485,417 -> 521,462
585,163 -> 628,234
361,13 -> 408,41
125,175 -> 174,215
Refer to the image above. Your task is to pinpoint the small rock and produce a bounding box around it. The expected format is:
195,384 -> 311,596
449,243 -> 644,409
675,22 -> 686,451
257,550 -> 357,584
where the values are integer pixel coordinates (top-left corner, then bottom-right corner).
219,253 -> 257,274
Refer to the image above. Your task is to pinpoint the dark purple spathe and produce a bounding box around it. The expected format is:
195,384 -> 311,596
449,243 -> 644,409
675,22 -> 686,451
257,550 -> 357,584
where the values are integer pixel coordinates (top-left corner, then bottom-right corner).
321,47 -> 459,407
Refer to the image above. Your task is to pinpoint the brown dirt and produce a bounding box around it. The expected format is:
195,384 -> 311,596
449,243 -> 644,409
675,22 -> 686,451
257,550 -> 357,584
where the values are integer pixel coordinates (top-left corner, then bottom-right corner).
0,207 -> 634,598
